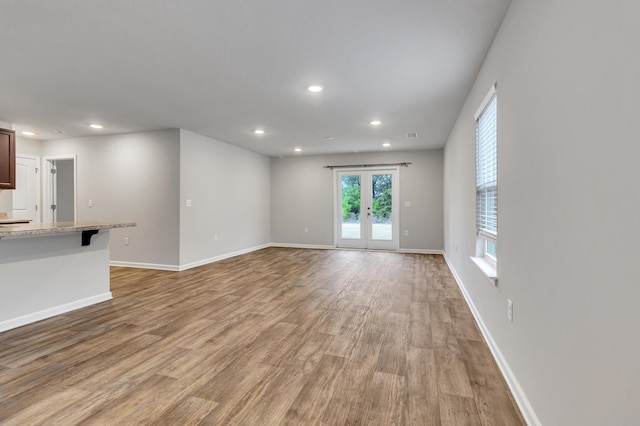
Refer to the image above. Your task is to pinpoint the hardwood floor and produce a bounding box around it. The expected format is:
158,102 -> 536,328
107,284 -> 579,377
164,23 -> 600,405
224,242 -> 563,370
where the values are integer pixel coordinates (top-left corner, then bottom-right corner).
0,248 -> 525,425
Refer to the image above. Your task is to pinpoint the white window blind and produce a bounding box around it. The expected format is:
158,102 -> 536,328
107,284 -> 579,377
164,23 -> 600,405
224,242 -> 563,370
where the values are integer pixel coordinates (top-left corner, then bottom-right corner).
476,87 -> 497,243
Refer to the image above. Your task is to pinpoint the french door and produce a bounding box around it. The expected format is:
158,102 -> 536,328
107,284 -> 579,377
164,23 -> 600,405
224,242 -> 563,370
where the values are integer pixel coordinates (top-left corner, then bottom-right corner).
336,168 -> 399,250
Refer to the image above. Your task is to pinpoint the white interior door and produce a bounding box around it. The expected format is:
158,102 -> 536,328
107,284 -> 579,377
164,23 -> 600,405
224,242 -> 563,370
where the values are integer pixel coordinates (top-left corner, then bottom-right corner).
336,168 -> 399,250
12,156 -> 40,223
43,156 -> 77,223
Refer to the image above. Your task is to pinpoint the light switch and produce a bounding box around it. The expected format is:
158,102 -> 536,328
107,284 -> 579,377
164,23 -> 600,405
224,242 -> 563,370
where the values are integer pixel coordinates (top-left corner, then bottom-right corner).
186,199 -> 192,207
404,201 -> 411,207
88,199 -> 93,208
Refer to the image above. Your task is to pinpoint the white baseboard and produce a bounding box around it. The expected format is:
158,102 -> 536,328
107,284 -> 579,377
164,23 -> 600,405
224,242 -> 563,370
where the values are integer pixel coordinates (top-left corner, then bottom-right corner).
110,245 -> 443,272
177,243 -> 271,271
398,248 -> 444,255
111,244 -> 271,272
443,253 -> 540,426
269,244 -> 443,255
0,292 -> 113,333
269,243 -> 335,250
110,261 -> 180,271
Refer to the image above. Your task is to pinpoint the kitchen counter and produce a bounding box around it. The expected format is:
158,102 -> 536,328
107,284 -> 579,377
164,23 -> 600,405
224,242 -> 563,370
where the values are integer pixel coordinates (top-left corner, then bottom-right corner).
0,218 -> 31,224
0,221 -> 136,332
0,221 -> 134,240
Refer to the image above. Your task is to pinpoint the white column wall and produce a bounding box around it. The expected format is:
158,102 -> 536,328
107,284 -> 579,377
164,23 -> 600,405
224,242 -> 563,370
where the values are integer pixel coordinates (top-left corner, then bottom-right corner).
179,129 -> 271,268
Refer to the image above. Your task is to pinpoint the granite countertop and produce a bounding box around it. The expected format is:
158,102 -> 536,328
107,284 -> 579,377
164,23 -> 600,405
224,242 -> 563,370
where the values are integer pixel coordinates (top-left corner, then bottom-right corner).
0,211 -> 31,225
0,222 -> 136,238
0,218 -> 32,224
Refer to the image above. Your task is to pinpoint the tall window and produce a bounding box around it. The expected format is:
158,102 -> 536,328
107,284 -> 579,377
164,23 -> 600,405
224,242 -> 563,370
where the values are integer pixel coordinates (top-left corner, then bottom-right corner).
475,85 -> 497,261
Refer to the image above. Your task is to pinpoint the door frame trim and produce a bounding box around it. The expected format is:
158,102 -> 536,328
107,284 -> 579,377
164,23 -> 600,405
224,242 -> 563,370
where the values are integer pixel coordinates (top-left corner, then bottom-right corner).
43,155 -> 77,223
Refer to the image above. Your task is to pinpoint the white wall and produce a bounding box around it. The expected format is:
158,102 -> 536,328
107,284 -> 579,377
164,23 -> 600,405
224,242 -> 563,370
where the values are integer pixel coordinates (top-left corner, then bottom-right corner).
42,129 -> 181,268
0,190 -> 11,214
16,136 -> 43,158
179,129 -> 271,267
443,0 -> 640,424
272,150 -> 443,250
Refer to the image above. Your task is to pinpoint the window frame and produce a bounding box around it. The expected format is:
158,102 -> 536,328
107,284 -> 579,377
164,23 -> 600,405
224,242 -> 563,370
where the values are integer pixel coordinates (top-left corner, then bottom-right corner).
485,240 -> 497,263
471,84 -> 498,284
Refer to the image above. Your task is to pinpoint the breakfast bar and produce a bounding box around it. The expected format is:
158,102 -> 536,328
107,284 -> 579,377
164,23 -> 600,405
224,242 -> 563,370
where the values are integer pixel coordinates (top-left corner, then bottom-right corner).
0,222 -> 135,332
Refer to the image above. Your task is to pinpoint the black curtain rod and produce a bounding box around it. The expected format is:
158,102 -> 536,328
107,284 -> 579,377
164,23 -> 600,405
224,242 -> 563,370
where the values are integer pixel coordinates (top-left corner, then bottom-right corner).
323,162 -> 411,170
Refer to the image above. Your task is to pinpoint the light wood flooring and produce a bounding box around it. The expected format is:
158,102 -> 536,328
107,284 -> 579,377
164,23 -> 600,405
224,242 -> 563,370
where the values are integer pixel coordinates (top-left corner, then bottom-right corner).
0,248 -> 525,425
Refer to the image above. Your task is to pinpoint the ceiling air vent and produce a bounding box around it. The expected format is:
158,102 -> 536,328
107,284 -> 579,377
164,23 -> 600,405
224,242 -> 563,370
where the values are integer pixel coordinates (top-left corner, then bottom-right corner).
406,132 -> 418,139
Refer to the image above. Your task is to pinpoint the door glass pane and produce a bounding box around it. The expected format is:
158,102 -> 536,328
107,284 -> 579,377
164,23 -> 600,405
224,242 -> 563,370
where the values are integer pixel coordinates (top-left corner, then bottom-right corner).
371,174 -> 392,240
341,175 -> 361,239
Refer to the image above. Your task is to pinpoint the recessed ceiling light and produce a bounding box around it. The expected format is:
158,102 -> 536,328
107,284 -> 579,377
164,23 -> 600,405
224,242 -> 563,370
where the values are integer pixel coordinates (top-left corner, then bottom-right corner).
21,131 -> 36,136
254,129 -> 265,135
307,85 -> 323,93
382,142 -> 391,147
370,120 -> 382,126
90,124 -> 103,129
294,148 -> 302,152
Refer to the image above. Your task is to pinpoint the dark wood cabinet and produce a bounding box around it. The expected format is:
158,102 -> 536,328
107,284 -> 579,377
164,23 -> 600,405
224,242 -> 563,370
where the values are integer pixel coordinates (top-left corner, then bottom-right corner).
0,128 -> 16,190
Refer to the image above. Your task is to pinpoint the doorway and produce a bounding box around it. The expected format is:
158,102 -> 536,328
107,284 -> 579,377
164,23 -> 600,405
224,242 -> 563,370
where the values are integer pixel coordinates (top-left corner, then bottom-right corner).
43,156 -> 77,223
12,155 -> 41,223
336,168 -> 399,250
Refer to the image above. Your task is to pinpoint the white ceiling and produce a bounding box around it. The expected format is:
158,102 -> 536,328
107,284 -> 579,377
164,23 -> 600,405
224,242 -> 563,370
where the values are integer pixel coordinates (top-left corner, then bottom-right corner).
0,0 -> 511,157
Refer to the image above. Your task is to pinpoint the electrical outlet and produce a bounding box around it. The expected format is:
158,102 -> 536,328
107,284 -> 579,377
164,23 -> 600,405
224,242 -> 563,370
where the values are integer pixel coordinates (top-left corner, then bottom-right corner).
304,227 -> 309,233
214,234 -> 218,242
185,199 -> 192,207
507,299 -> 513,322
404,230 -> 409,237
124,237 -> 129,246
88,199 -> 93,208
